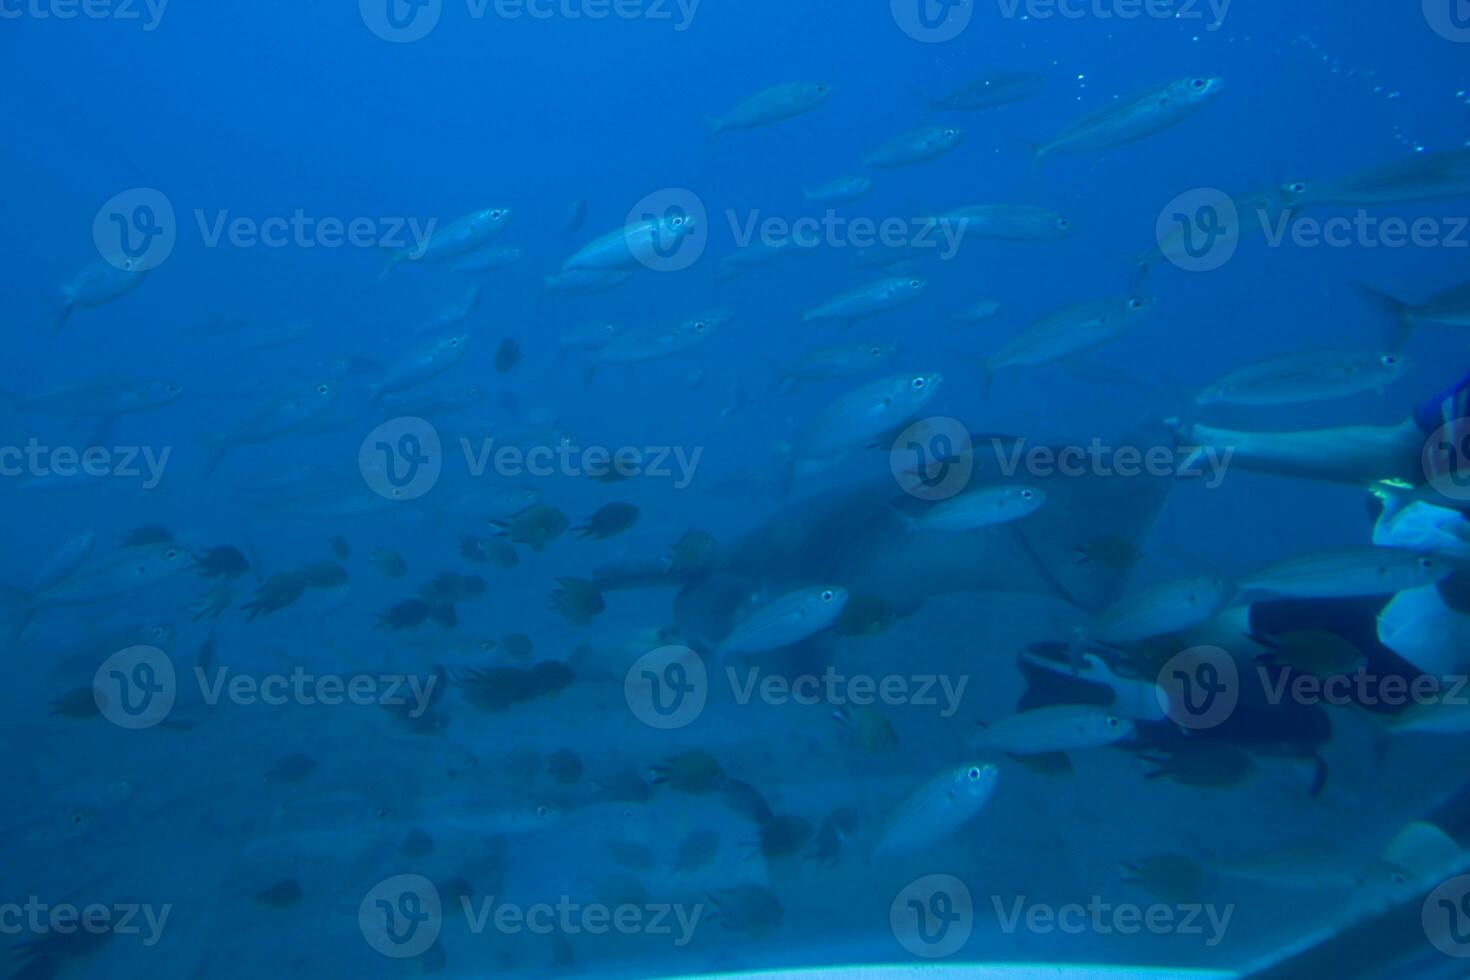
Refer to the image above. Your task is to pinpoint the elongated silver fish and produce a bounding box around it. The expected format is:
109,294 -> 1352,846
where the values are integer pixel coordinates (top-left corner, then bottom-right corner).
906,485 -> 1046,531
1094,575 -> 1233,645
772,342 -> 897,392
451,245 -> 526,275
984,296 -> 1156,385
716,585 -> 849,656
2,378 -> 183,419
206,380 -> 341,472
56,258 -> 149,329
1357,279 -> 1470,345
873,762 -> 998,859
793,372 -> 942,470
970,705 -> 1134,754
1029,77 -> 1223,161
920,72 -> 1045,112
378,383 -> 485,417
25,542 -> 189,614
927,205 -> 1074,242
863,126 -> 965,168
543,268 -> 633,295
1280,149 -> 1470,209
562,212 -> 698,273
716,239 -> 807,282
1238,547 -> 1447,599
380,207 -> 511,279
1196,351 -> 1410,406
710,82 -> 833,138
803,175 -> 873,204
413,287 -> 481,336
587,310 -> 728,374
802,277 -> 926,325
369,333 -> 469,401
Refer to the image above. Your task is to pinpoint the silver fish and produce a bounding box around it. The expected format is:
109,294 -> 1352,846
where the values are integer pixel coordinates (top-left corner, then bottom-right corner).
793,372 -> 943,467
1029,76 -> 1223,160
26,542 -> 189,613
803,175 -> 873,204
586,310 -> 728,373
873,762 -> 998,859
970,705 -> 1134,754
772,342 -> 898,392
380,207 -> 512,278
920,72 -> 1045,112
1196,351 -> 1410,406
562,212 -> 698,273
716,585 -> 849,656
863,125 -> 965,168
542,268 -> 634,295
802,276 -> 926,325
56,258 -> 149,329
206,380 -> 342,472
907,485 -> 1046,531
984,296 -> 1156,384
369,333 -> 469,401
927,205 -> 1074,242
954,299 -> 1001,322
716,239 -> 807,282
451,245 -> 526,275
559,321 -> 625,358
413,287 -> 481,336
1357,279 -> 1470,345
710,82 -> 833,138
1238,547 -> 1447,600
378,383 -> 486,418
1094,575 -> 1234,645
2,378 -> 183,418
1280,149 -> 1470,210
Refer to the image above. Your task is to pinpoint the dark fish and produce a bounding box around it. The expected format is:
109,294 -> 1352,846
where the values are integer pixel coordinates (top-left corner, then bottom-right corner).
330,535 -> 352,560
241,572 -> 309,620
253,879 -> 303,908
754,814 -> 813,860
595,767 -> 655,804
453,660 -> 574,712
721,778 -> 774,823
651,751 -> 726,794
192,546 -> 250,579
674,830 -> 720,873
370,549 -> 408,578
401,828 -> 436,858
547,749 -> 584,784
575,503 -> 640,540
120,524 -> 173,547
265,753 -> 318,784
378,599 -> 433,631
920,72 -> 1045,112
493,504 -> 569,551
550,577 -> 605,626
495,338 -> 522,373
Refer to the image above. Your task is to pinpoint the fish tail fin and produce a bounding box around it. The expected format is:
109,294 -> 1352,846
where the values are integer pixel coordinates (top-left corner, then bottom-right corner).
1353,283 -> 1415,348
54,302 -> 74,330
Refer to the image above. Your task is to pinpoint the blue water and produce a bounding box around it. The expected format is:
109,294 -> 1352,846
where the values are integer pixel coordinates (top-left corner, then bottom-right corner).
4,2 -> 1470,978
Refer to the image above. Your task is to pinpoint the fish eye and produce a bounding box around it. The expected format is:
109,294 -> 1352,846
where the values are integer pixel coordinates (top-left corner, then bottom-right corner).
490,209 -> 504,219
1127,298 -> 1145,310
1106,717 -> 1120,729
449,338 -> 461,347
821,589 -> 835,601
1020,489 -> 1034,499
536,804 -> 553,818
1381,355 -> 1397,367
1419,556 -> 1436,570
869,346 -> 883,356
1190,78 -> 1207,90
694,321 -> 707,332
944,129 -> 958,138
909,280 -> 922,288
315,384 -> 330,395
163,548 -> 179,560
1056,218 -> 1070,228
966,766 -> 983,781
1286,181 -> 1308,194
910,377 -> 927,390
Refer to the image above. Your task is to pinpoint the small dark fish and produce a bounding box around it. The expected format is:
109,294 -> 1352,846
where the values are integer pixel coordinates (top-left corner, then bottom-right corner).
595,767 -> 654,804
495,338 -> 522,373
330,535 -> 351,560
300,561 -> 348,589
674,830 -> 720,873
370,549 -> 408,578
241,572 -> 309,620
547,748 -> 583,785
501,633 -> 535,660
606,840 -> 658,871
453,660 -> 574,712
551,577 -> 605,627
806,808 -> 860,866
196,631 -> 217,672
253,879 -> 303,908
722,778 -> 774,823
1072,535 -> 1143,570
421,571 -> 487,604
920,71 -> 1045,112
708,885 -> 784,936
120,524 -> 174,547
50,686 -> 100,720
493,504 -> 568,551
379,598 -> 433,631
754,814 -> 813,860
265,753 -> 318,784
1139,741 -> 1254,789
193,545 -> 250,579
652,751 -> 726,794
575,503 -> 640,540
665,530 -> 718,575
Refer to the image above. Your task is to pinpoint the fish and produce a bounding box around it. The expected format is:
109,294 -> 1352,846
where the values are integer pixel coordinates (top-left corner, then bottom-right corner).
801,277 -> 926,326
1,378 -> 184,419
550,577 -> 605,626
650,750 -> 726,793
925,205 -> 1075,242
715,585 -> 849,656
872,762 -> 998,858
13,543 -> 189,630
495,338 -> 522,373
863,125 -> 965,168
558,320 -> 625,359
377,383 -> 485,418
369,333 -> 469,401
770,342 -> 898,393
918,72 -> 1046,112
803,175 -> 873,204
492,503 -> 569,551
900,485 -> 1046,531
1388,699 -> 1470,736
379,206 -> 512,278
709,82 -> 833,138
1207,841 -> 1410,892
1093,575 -> 1234,645
982,296 -> 1156,393
970,705 -> 1134,755
575,503 -> 640,539
31,532 -> 97,593
707,885 -> 783,936
561,211 -> 699,273
450,244 -> 526,275
205,380 -> 341,472
1195,351 -> 1411,406
1237,547 -> 1447,600
542,267 -> 634,295
1027,76 -> 1223,161
1253,629 -> 1369,683
788,372 -> 942,482
715,239 -> 807,282
1279,148 -> 1470,210
369,549 -> 407,578
586,309 -> 729,375
1356,279 -> 1470,345
412,286 -> 481,337
56,257 -> 149,328
832,703 -> 899,753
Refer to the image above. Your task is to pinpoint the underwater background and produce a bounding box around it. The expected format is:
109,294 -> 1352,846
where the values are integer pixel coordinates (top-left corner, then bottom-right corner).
4,1 -> 1470,977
